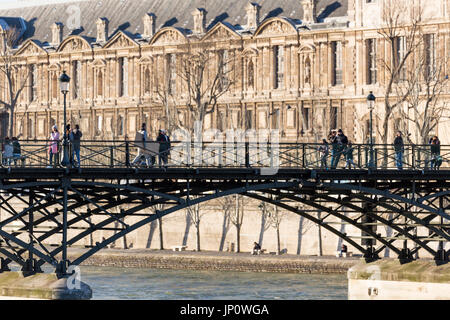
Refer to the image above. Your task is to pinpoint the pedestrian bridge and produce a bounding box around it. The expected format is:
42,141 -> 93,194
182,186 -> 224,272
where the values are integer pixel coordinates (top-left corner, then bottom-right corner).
0,140 -> 449,274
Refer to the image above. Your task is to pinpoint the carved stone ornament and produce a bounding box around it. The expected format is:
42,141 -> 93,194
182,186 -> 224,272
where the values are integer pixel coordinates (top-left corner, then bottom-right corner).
153,30 -> 183,45
205,25 -> 237,41
260,20 -> 291,36
16,41 -> 43,56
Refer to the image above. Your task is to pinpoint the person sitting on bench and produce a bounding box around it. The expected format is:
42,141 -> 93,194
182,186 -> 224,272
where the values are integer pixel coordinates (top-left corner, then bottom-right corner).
252,242 -> 261,255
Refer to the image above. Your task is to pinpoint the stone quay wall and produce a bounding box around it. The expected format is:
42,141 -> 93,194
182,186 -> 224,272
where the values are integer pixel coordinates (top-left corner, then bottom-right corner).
66,248 -> 358,274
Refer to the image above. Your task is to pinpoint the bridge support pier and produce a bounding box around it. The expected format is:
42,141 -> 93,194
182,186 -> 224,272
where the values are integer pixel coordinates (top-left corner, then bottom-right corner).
0,258 -> 10,272
398,248 -> 414,263
434,244 -> 449,262
21,258 -> 42,273
363,246 -> 379,262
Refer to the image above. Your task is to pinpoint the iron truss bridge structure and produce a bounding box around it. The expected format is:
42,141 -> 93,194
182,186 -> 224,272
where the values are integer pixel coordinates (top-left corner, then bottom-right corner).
0,140 -> 449,274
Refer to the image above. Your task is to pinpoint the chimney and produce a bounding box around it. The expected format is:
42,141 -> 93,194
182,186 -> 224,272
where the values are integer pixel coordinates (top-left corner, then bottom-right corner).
246,2 -> 261,30
192,8 -> 207,35
142,13 -> 156,38
96,17 -> 109,43
301,0 -> 318,24
51,22 -> 63,46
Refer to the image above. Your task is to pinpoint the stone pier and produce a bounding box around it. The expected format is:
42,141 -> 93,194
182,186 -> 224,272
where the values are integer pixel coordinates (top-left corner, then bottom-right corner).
348,259 -> 450,300
0,271 -> 92,300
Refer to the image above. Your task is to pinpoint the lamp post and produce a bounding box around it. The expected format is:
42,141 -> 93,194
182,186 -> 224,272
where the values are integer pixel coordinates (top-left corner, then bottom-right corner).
367,91 -> 376,168
59,71 -> 70,167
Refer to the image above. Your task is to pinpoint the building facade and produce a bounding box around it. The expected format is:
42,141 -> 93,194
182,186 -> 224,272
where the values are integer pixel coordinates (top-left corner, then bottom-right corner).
0,0 -> 448,143
0,0 -> 449,256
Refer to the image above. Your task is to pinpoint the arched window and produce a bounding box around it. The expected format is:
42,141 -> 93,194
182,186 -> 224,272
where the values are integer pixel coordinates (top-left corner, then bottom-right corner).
97,70 -> 103,97
144,68 -> 151,94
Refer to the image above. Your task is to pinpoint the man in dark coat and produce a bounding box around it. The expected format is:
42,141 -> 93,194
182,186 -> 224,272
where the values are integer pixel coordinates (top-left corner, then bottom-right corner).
331,129 -> 348,168
393,131 -> 404,170
157,129 -> 171,168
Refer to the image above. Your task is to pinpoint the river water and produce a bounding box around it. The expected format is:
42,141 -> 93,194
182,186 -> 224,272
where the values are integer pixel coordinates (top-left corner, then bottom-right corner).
77,266 -> 348,300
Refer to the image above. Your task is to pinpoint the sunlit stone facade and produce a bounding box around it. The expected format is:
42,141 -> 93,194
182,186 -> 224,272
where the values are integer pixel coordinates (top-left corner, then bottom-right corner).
0,0 -> 447,143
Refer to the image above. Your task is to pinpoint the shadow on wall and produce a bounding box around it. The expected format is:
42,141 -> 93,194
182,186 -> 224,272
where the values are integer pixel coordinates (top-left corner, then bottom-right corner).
146,220 -> 158,248
296,216 -> 305,254
182,212 -> 191,246
219,212 -> 231,251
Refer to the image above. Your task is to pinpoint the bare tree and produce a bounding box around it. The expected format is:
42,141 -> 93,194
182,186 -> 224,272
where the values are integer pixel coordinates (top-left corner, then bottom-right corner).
178,44 -> 236,132
229,194 -> 245,252
397,55 -> 449,145
267,205 -> 286,255
0,27 -> 31,138
377,0 -> 424,163
185,201 -> 203,251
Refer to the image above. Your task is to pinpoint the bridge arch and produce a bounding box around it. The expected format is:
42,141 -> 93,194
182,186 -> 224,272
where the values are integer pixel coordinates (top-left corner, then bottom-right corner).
1,177 -> 449,271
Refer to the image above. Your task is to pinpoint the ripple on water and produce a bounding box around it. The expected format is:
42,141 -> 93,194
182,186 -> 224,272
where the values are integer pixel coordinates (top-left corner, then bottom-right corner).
73,266 -> 347,300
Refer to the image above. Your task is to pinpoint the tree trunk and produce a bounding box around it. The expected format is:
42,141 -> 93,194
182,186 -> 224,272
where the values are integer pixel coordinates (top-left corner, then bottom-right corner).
317,211 -> 323,256
196,223 -> 201,251
276,227 -> 281,255
236,225 -> 241,253
8,109 -> 14,138
158,217 -> 164,250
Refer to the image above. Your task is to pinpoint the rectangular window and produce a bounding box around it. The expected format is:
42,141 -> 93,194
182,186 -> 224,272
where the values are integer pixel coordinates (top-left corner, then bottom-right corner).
118,57 -> 128,97
302,107 -> 310,130
424,34 -> 436,80
217,110 -> 226,132
245,110 -> 253,129
273,46 -> 284,89
330,106 -> 338,130
366,39 -> 377,84
393,36 -> 406,81
96,115 -> 103,132
218,50 -> 230,90
331,41 -> 343,86
72,61 -> 81,99
272,109 -> 280,129
29,65 -> 37,102
167,54 -> 176,95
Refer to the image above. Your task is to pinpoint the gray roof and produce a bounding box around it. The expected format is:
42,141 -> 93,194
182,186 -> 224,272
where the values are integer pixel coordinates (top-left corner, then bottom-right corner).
0,0 -> 348,45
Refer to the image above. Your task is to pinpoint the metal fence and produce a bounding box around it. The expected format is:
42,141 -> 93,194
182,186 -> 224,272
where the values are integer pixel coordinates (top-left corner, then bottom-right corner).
0,139 -> 448,170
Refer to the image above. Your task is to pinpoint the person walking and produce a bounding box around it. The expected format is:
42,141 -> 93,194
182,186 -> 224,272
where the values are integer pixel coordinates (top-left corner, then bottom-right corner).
157,129 -> 171,169
329,130 -> 338,169
345,141 -> 356,169
318,139 -> 329,169
2,137 -> 13,166
429,136 -> 441,170
48,125 -> 60,168
394,131 -> 404,170
132,123 -> 152,167
11,137 -> 21,166
70,124 -> 82,167
331,129 -> 348,169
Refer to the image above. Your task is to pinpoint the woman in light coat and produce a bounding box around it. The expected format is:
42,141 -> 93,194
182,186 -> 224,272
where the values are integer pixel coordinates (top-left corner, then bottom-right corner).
48,125 -> 60,168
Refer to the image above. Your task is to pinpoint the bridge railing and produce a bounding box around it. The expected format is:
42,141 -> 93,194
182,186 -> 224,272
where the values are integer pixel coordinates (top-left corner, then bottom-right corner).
0,139 -> 449,170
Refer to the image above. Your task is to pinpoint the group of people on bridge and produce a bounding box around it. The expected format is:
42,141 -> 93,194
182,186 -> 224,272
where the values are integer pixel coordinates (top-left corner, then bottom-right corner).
318,129 -> 443,170
0,124 -> 445,170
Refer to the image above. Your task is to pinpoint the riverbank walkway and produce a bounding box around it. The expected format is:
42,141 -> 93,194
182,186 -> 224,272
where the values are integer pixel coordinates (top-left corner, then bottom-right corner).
64,247 -> 360,274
